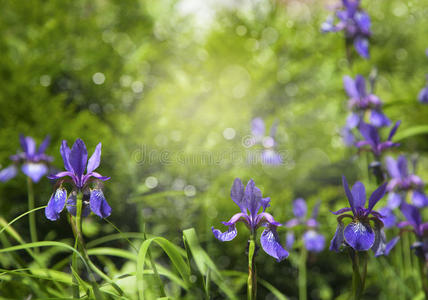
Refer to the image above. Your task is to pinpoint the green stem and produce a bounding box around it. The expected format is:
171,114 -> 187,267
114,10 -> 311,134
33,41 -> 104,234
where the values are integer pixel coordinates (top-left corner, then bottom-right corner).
298,246 -> 307,300
72,192 -> 83,299
247,233 -> 257,300
27,177 -> 38,252
418,256 -> 428,299
142,223 -> 166,298
349,248 -> 365,300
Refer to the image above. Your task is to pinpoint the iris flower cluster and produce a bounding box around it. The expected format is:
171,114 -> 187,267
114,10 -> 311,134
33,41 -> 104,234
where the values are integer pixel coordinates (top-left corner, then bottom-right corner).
248,118 -> 283,165
322,0 -> 371,59
285,198 -> 325,253
0,135 -> 52,183
212,178 -> 288,261
385,155 -> 428,208
344,75 -> 390,129
45,139 -> 111,221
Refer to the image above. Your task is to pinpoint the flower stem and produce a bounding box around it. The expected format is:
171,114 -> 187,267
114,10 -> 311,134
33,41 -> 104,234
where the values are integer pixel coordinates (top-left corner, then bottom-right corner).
72,192 -> 83,299
298,246 -> 307,300
417,256 -> 428,299
26,177 -> 38,253
247,233 -> 257,300
349,248 -> 366,300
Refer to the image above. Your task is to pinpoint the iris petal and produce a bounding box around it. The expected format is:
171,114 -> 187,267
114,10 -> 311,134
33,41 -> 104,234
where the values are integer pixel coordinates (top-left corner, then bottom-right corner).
211,225 -> 237,242
45,188 -> 67,221
0,165 -> 18,182
260,226 -> 288,262
344,221 -> 375,251
89,189 -> 112,218
303,230 -> 325,253
21,162 -> 48,183
329,222 -> 345,252
87,143 -> 102,173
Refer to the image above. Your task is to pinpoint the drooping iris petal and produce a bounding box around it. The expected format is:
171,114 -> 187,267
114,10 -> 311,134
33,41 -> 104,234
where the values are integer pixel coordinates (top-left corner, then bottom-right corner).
412,190 -> 428,208
45,188 -> 67,221
212,225 -> 237,242
69,139 -> 88,179
0,165 -> 18,182
351,181 -> 366,209
303,230 -> 325,253
260,226 -> 289,262
367,182 -> 387,212
329,222 -> 345,252
344,221 -> 375,251
66,193 -> 91,217
341,126 -> 355,146
87,143 -> 102,173
293,198 -> 307,219
354,37 -> 369,59
89,189 -> 112,218
384,237 -> 400,255
372,221 -> 387,256
230,178 -> 246,212
354,11 -> 371,35
21,162 -> 48,183
346,113 -> 360,129
370,110 -> 390,127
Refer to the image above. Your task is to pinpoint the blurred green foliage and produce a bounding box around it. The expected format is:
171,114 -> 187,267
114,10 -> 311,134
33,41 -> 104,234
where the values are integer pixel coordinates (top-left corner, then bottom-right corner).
1,0 -> 428,299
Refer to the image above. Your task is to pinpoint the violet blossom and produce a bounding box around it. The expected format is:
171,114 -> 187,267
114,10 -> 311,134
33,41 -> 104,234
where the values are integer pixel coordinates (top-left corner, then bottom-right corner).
285,198 -> 325,253
330,176 -> 388,255
249,118 -> 283,165
0,135 -> 52,183
343,75 -> 390,128
321,0 -> 371,58
212,178 -> 288,261
385,155 -> 428,208
45,139 -> 111,221
355,121 -> 400,157
399,202 -> 428,260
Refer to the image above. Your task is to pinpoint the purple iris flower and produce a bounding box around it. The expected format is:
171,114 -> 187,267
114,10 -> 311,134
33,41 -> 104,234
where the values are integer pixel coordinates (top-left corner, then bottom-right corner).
0,135 -> 52,183
398,203 -> 428,260
321,0 -> 371,58
212,178 -> 288,262
355,121 -> 401,157
249,118 -> 283,165
45,139 -> 111,221
385,155 -> 428,208
285,199 -> 325,253
330,176 -> 388,255
344,75 -> 390,128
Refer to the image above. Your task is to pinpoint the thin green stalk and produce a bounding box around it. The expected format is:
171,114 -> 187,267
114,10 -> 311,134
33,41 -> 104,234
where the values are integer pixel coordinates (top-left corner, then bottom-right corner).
27,177 -> 38,253
142,223 -> 166,298
72,192 -> 83,299
417,256 -> 428,299
298,246 -> 307,300
247,233 -> 257,300
349,248 -> 365,300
